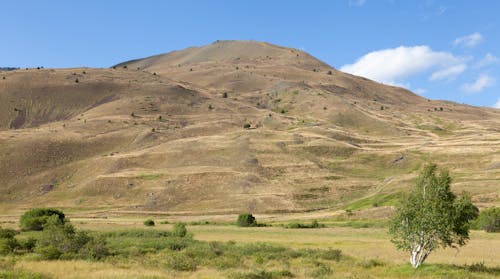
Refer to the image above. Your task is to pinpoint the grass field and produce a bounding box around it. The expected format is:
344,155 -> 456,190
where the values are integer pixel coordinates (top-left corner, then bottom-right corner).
1,216 -> 499,279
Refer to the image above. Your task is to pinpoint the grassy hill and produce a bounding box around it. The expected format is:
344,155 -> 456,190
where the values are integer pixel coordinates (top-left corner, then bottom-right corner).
0,41 -> 499,217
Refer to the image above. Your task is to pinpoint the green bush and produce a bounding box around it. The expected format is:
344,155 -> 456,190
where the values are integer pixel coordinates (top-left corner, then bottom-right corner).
473,207 -> 500,232
0,228 -> 16,239
19,208 -> 66,231
165,237 -> 190,251
310,262 -> 332,278
0,238 -> 19,255
79,235 -> 109,260
35,215 -> 108,260
144,219 -> 155,227
237,214 -> 257,227
36,245 -> 62,260
0,227 -> 19,255
172,223 -> 187,237
19,237 -> 37,252
243,123 -> 251,129
285,220 -> 325,229
165,253 -> 198,271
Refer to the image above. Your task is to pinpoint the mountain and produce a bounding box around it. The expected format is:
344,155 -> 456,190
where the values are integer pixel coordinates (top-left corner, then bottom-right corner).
0,41 -> 498,216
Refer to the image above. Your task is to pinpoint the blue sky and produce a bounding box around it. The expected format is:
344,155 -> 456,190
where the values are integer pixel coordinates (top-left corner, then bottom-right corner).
1,1 -> 499,108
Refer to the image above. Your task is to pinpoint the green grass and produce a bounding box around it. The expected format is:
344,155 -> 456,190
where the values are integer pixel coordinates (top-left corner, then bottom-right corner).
136,173 -> 162,180
345,192 -> 403,211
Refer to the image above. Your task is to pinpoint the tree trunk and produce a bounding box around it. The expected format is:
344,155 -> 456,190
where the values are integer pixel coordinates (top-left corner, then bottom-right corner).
410,243 -> 431,268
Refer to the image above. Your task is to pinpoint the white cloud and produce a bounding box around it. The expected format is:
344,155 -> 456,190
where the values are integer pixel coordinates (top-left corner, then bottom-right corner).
429,64 -> 466,81
453,32 -> 483,48
475,53 -> 499,68
340,45 -> 465,86
495,98 -> 500,109
349,0 -> 366,7
461,74 -> 495,93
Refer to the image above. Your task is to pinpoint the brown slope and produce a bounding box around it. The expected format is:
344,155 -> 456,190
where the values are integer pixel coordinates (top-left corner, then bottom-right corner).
0,41 -> 499,216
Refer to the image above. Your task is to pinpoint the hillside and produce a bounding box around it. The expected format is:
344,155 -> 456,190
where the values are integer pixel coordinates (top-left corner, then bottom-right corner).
0,40 -> 499,217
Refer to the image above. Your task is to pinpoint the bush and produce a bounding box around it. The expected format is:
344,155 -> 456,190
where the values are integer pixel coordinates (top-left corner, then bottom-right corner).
310,262 -> 332,278
0,228 -> 16,239
172,223 -> 187,237
19,208 -> 66,231
36,245 -> 61,260
243,123 -> 251,129
0,238 -> 19,255
237,214 -> 257,227
19,237 -> 37,252
285,220 -> 325,229
79,235 -> 109,260
165,238 -> 190,251
222,92 -> 228,98
474,207 -> 500,232
165,253 -> 198,271
144,219 -> 155,227
35,215 -> 108,260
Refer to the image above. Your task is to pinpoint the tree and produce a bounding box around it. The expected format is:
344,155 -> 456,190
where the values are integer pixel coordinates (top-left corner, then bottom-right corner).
237,213 -> 256,227
19,208 -> 66,231
389,164 -> 478,268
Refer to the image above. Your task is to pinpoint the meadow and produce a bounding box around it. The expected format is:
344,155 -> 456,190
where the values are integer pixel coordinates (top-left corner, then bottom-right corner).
1,214 -> 499,279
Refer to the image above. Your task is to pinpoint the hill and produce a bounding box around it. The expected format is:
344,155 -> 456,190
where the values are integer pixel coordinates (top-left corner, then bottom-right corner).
0,41 -> 498,217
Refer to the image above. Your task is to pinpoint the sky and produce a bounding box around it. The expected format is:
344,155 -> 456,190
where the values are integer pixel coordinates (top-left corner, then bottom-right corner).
1,1 -> 499,109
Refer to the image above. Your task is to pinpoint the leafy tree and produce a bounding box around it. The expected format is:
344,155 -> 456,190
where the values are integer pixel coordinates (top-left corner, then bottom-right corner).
19,208 -> 66,231
237,213 -> 257,227
389,164 -> 478,268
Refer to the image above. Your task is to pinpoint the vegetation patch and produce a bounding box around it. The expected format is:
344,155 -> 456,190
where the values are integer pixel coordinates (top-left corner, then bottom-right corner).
345,192 -> 403,211
137,173 -> 162,180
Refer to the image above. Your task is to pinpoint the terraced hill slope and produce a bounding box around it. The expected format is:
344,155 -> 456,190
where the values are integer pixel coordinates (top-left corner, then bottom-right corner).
0,41 -> 498,216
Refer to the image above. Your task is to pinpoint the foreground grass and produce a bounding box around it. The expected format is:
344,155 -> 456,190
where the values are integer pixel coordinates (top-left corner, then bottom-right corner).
1,223 -> 499,279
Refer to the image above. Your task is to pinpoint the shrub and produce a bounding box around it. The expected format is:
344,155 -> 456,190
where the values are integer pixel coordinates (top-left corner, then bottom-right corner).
172,223 -> 187,237
237,214 -> 257,227
285,220 -> 325,229
474,207 -> 500,232
0,228 -> 16,239
35,215 -> 107,260
243,123 -> 251,129
144,219 -> 155,227
310,262 -> 332,278
165,238 -> 189,251
19,208 -> 66,231
222,92 -> 228,98
327,70 -> 332,75
0,237 -> 19,255
19,237 -> 37,252
36,245 -> 61,260
165,253 -> 198,271
79,235 -> 109,260
320,249 -> 342,261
